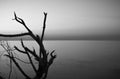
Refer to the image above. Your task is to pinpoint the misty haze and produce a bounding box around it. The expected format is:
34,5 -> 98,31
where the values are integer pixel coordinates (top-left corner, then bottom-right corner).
0,0 -> 120,79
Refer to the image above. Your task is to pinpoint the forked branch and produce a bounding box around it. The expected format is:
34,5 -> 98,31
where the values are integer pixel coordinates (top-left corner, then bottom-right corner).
13,12 -> 32,33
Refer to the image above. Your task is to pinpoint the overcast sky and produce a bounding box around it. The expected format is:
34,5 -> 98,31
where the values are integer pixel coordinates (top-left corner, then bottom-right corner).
0,0 -> 120,40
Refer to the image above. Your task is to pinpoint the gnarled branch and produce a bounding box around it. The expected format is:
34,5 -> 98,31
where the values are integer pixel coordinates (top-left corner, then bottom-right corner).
0,12 -> 56,79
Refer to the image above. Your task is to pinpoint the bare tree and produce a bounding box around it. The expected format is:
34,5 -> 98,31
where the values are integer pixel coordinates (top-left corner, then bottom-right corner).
0,12 -> 56,79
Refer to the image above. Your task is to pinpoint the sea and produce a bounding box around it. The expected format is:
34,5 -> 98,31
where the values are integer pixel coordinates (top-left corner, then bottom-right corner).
0,40 -> 120,79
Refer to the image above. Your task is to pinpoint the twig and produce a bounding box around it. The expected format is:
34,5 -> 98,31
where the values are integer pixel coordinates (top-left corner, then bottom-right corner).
5,54 -> 30,79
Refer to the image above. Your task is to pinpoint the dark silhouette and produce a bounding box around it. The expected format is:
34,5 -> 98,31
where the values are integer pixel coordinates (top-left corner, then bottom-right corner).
0,75 -> 4,79
0,76 -> 4,79
0,12 -> 56,79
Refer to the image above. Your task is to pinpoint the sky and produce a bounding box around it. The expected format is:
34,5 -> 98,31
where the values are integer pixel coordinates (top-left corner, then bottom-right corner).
0,0 -> 120,40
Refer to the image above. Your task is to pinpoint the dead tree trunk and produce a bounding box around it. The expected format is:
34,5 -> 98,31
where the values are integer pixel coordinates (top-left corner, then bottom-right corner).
0,12 -> 56,79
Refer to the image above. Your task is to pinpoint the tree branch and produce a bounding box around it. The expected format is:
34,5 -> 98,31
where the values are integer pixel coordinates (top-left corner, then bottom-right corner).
26,51 -> 37,74
41,12 -> 47,42
48,50 -> 56,67
14,46 -> 26,54
20,39 -> 39,60
0,12 -> 56,79
0,32 -> 30,37
5,54 -> 31,79
13,56 -> 30,64
20,39 -> 37,73
14,12 -> 32,33
14,12 -> 39,45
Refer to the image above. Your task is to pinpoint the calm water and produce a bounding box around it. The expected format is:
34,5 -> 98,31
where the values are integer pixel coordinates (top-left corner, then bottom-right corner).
0,40 -> 120,79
